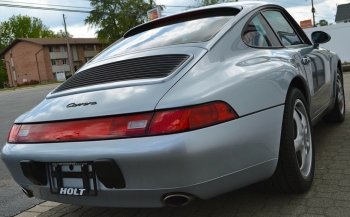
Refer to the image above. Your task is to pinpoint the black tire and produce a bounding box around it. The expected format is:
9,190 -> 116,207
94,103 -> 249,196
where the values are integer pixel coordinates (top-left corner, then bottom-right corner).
323,68 -> 345,123
266,88 -> 315,193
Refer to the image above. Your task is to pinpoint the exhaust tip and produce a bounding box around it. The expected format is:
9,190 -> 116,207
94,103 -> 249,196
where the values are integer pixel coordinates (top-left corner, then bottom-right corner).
22,188 -> 34,198
163,193 -> 194,207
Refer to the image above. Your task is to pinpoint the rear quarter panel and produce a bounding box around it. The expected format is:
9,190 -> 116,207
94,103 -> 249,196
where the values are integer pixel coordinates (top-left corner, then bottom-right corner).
157,9 -> 303,117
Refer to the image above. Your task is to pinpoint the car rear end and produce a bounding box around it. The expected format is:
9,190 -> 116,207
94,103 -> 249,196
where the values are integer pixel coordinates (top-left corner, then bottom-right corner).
1,3 -> 281,207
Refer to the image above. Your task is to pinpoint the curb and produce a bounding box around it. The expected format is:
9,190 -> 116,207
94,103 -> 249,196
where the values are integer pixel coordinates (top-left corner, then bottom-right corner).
14,201 -> 61,217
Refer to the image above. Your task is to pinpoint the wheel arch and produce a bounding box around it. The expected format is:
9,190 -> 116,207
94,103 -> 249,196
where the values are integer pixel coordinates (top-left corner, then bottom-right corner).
337,60 -> 343,83
332,60 -> 343,99
288,76 -> 311,109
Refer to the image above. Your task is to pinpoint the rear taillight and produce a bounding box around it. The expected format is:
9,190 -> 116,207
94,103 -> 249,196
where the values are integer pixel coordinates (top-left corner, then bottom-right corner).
8,124 -> 21,143
8,102 -> 237,143
149,103 -> 236,134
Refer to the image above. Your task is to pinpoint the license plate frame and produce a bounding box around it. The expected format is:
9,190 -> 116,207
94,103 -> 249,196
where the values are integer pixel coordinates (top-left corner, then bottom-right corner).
47,162 -> 98,197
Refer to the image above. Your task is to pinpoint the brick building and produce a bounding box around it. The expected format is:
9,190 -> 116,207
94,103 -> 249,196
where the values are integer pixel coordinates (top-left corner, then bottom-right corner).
0,38 -> 104,86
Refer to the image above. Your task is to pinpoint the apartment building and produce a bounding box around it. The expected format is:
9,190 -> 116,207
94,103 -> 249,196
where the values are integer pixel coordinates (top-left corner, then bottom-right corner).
0,38 -> 104,86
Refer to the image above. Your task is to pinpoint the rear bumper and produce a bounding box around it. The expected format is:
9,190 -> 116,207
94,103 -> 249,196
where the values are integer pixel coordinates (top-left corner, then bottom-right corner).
1,105 -> 283,207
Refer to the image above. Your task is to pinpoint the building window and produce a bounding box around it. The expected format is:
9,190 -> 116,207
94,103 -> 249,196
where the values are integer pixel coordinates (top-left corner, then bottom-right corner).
51,60 -> 56,65
84,45 -> 88,51
93,45 -> 97,51
62,59 -> 67,65
60,46 -> 65,52
49,46 -> 54,52
85,57 -> 91,62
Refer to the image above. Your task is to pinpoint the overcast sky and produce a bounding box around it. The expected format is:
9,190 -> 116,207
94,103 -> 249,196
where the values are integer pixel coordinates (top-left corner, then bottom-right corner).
0,0 -> 349,38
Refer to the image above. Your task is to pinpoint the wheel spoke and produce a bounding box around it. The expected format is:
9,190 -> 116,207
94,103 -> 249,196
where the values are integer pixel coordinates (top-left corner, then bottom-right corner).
300,148 -> 308,172
299,111 -> 307,130
293,110 -> 303,135
294,136 -> 303,152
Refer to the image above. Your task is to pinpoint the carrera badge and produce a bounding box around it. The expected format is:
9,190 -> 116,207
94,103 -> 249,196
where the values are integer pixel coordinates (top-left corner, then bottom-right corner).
66,102 -> 97,108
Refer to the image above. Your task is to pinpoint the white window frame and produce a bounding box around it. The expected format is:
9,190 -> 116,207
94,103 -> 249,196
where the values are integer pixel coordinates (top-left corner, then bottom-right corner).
62,59 -> 67,65
60,46 -> 65,52
51,60 -> 56,65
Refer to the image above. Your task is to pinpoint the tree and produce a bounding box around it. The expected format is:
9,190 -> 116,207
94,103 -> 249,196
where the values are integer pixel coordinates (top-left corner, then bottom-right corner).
55,30 -> 74,38
316,19 -> 329,26
85,0 -> 160,43
0,61 -> 9,88
0,15 -> 57,52
187,0 -> 234,9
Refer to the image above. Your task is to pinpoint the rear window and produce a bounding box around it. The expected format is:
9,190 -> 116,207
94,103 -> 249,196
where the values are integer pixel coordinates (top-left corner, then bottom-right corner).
94,15 -> 234,61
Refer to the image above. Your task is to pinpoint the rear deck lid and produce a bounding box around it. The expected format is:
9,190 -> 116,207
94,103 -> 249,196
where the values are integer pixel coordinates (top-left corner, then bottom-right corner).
18,47 -> 207,123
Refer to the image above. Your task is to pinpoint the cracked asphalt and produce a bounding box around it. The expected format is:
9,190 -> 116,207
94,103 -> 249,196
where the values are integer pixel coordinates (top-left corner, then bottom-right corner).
2,72 -> 350,217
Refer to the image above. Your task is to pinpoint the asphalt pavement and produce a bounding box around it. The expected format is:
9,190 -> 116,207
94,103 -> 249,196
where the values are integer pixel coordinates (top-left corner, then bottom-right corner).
0,84 -> 59,217
2,72 -> 350,217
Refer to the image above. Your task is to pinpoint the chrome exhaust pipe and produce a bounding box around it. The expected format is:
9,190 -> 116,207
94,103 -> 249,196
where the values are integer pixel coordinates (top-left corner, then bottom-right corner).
22,188 -> 34,198
163,193 -> 194,207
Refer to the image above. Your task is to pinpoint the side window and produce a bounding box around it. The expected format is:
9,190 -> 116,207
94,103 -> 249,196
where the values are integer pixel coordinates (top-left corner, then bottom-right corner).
262,11 -> 302,46
242,15 -> 270,47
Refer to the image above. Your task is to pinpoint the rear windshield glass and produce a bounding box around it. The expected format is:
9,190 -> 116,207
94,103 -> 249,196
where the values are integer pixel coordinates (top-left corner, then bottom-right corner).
93,16 -> 234,61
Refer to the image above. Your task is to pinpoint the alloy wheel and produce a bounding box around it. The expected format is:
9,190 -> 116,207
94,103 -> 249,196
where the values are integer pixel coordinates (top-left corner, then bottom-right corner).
293,99 -> 312,180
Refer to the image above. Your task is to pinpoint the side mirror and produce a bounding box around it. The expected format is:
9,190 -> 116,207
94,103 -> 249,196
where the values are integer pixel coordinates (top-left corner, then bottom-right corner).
311,31 -> 331,48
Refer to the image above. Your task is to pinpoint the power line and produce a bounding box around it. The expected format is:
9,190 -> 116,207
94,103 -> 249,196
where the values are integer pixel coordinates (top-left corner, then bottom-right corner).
0,3 -> 139,16
0,3 -> 92,13
0,0 -> 93,9
0,1 -> 338,20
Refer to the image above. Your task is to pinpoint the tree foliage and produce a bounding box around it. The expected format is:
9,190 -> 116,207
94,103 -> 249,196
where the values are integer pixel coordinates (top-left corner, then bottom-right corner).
0,15 -> 58,52
85,0 -> 160,43
187,0 -> 234,9
316,19 -> 330,26
55,30 -> 74,38
0,61 -> 9,88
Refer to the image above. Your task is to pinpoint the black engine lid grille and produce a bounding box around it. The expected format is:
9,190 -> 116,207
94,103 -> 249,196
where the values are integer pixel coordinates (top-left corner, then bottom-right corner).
53,54 -> 190,94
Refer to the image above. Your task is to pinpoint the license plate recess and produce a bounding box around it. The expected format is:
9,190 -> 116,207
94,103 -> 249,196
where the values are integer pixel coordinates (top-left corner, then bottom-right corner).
48,162 -> 97,196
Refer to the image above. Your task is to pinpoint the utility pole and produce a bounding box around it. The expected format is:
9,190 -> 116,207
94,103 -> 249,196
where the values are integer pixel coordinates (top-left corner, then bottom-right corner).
63,14 -> 75,76
311,0 -> 316,27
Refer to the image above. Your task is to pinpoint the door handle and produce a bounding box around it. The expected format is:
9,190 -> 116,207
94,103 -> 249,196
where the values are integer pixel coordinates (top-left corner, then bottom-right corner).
302,56 -> 310,65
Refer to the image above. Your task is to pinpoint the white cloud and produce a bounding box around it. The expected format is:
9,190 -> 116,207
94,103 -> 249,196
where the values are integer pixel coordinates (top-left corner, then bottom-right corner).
51,24 -> 97,38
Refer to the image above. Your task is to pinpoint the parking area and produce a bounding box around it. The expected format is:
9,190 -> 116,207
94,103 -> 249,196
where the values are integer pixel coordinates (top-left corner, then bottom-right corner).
5,72 -> 350,217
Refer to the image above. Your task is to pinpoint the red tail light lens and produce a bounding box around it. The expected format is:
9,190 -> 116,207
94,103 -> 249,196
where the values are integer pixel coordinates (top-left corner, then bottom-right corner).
8,102 -> 237,143
11,113 -> 152,143
8,124 -> 21,143
149,102 -> 237,135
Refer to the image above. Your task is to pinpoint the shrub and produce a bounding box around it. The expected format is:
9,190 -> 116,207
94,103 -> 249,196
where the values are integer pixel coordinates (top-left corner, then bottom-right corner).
17,80 -> 39,87
29,80 -> 39,85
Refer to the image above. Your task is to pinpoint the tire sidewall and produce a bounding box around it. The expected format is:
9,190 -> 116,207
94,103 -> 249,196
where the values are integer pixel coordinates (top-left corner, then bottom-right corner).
336,69 -> 346,119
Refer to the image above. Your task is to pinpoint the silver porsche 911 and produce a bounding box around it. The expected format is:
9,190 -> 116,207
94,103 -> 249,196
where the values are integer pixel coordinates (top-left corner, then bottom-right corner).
1,1 -> 345,208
